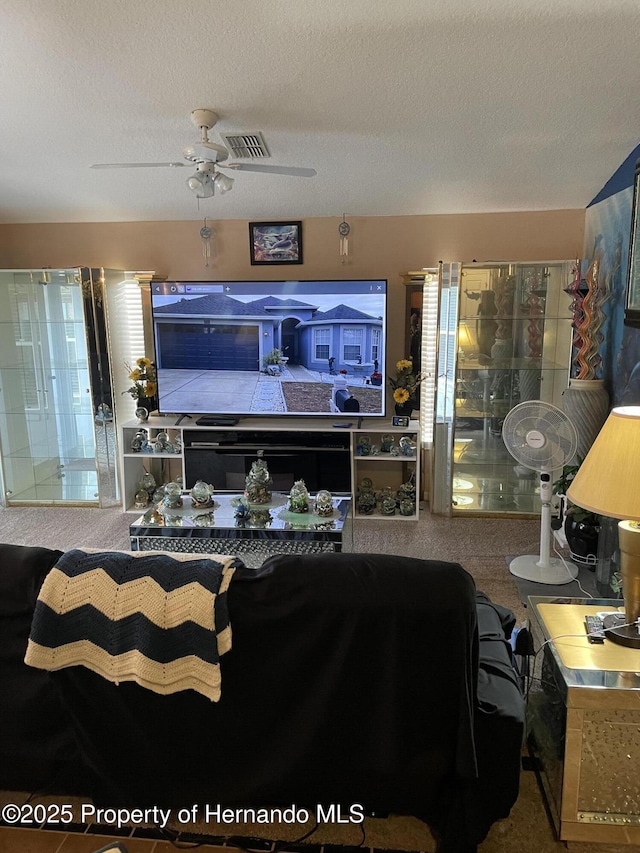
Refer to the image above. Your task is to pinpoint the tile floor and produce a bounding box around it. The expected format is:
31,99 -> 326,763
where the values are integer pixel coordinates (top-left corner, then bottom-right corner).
0,825 -> 374,853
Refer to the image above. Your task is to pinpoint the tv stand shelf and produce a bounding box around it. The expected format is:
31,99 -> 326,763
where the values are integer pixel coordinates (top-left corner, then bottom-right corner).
119,416 -> 420,522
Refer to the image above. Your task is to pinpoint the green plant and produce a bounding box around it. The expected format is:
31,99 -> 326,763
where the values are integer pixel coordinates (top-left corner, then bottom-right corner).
552,459 -> 598,523
262,348 -> 284,368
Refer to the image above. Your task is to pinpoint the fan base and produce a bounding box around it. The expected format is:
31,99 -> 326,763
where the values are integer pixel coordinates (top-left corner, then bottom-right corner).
509,555 -> 579,585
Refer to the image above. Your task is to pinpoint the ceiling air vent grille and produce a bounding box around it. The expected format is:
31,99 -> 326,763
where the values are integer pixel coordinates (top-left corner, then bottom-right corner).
220,132 -> 270,159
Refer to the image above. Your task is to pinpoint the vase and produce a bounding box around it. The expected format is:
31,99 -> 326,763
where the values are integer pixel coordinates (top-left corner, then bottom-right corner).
138,395 -> 157,413
394,400 -> 415,417
561,378 -> 609,461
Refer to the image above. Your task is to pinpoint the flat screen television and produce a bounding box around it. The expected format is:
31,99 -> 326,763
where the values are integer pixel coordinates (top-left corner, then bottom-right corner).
150,279 -> 387,419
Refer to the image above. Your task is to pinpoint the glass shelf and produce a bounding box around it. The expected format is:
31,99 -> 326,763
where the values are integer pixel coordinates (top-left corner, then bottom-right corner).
435,260 -> 576,517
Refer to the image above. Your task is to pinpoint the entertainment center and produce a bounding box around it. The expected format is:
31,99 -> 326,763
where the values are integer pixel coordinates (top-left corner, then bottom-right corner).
120,416 -> 421,521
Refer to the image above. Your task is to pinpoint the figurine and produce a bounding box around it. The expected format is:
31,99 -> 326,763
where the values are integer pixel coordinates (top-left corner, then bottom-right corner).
162,481 -> 183,509
357,435 -> 372,456
356,490 -> 376,515
232,495 -> 250,521
152,431 -> 173,453
288,479 -> 309,513
314,489 -> 334,517
138,470 -> 156,495
397,478 -> 416,503
131,429 -> 148,453
189,480 -> 215,508
244,450 -> 273,504
380,434 -> 395,453
381,494 -> 397,515
399,498 -> 416,516
399,436 -> 416,457
134,490 -> 150,509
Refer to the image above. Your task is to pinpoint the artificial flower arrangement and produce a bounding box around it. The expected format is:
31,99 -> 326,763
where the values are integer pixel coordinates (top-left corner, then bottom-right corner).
389,358 -> 423,405
124,357 -> 157,401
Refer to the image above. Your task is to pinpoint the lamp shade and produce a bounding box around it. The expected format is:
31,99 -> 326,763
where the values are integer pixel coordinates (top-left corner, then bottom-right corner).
566,406 -> 640,520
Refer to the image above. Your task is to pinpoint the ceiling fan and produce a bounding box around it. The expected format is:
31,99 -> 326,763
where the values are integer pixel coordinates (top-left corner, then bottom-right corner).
90,108 -> 317,198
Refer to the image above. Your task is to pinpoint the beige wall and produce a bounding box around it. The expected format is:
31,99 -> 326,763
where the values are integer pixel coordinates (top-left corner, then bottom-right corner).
0,209 -> 585,364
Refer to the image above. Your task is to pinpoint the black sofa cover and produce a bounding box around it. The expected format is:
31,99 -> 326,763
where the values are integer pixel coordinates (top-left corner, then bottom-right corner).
2,544 -> 524,853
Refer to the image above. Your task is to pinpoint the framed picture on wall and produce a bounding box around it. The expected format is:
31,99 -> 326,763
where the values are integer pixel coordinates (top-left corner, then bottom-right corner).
249,221 -> 303,265
625,160 -> 640,327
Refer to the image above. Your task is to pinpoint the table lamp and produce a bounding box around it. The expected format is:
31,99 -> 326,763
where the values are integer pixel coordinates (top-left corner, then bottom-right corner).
566,405 -> 640,648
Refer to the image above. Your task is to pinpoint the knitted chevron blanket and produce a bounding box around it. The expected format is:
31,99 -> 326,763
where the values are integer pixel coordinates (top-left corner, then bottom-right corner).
25,548 -> 240,702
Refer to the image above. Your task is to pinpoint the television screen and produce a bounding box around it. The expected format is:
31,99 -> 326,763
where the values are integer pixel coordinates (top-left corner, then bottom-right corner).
150,279 -> 387,419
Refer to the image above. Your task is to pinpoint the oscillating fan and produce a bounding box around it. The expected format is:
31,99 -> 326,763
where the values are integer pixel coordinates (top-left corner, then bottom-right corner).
502,400 -> 579,585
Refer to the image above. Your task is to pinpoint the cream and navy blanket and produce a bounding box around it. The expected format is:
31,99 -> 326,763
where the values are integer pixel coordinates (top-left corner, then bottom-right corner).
25,548 -> 240,702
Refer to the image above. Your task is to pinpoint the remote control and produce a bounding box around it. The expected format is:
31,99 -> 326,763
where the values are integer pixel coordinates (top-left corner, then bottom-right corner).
584,614 -> 606,643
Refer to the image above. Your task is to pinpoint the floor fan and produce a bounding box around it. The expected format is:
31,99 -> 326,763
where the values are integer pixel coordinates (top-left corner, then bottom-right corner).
502,400 -> 579,585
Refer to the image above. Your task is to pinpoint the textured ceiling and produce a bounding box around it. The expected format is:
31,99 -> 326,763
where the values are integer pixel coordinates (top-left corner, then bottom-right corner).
1,0 -> 640,224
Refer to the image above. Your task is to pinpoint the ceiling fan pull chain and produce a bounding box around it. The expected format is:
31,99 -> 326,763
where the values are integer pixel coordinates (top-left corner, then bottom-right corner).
200,217 -> 214,267
339,214 -> 351,264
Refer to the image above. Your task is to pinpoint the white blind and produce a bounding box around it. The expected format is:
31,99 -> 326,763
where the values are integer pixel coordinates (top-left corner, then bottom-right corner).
103,274 -> 145,428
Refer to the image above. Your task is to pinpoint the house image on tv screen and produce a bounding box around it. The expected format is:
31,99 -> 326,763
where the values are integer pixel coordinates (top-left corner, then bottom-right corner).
151,292 -> 384,375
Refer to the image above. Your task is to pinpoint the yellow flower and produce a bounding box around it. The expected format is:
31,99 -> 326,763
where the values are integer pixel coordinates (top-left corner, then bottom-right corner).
393,388 -> 410,404
396,359 -> 413,371
124,358 -> 157,401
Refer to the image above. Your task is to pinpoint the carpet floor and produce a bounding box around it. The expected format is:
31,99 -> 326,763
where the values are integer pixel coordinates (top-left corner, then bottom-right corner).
0,505 -> 627,852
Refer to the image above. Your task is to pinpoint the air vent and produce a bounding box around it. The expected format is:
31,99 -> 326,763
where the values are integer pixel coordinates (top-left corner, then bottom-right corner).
220,132 -> 270,159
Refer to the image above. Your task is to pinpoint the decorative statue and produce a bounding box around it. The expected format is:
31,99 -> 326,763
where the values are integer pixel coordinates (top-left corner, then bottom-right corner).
244,450 -> 273,504
288,479 -> 310,513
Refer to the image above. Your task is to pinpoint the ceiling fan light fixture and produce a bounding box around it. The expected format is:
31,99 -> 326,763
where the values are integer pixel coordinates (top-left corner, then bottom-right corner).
187,164 -> 215,198
213,171 -> 234,194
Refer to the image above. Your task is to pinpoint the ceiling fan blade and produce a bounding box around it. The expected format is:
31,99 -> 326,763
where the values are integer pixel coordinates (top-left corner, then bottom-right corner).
225,163 -> 316,177
90,162 -> 186,169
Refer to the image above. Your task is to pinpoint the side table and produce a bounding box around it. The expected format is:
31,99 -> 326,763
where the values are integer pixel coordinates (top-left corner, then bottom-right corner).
527,595 -> 640,845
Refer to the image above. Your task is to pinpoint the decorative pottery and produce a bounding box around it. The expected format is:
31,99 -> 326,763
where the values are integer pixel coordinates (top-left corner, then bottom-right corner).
561,378 -> 609,461
394,400 -> 414,417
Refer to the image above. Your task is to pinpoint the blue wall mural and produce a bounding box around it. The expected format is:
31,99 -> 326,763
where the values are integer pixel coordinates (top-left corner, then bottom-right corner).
584,143 -> 640,405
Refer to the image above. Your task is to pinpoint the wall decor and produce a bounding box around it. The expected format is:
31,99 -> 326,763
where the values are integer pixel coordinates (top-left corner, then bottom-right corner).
249,221 -> 303,265
625,159 -> 640,326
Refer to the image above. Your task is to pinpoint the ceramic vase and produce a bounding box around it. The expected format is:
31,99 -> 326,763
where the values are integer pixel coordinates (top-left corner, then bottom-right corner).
561,378 -> 609,461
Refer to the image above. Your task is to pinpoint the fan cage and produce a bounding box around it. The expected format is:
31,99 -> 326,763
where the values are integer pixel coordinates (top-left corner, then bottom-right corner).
502,401 -> 578,472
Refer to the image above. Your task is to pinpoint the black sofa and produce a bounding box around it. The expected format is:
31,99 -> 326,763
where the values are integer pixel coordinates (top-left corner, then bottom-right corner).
0,543 -> 524,853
